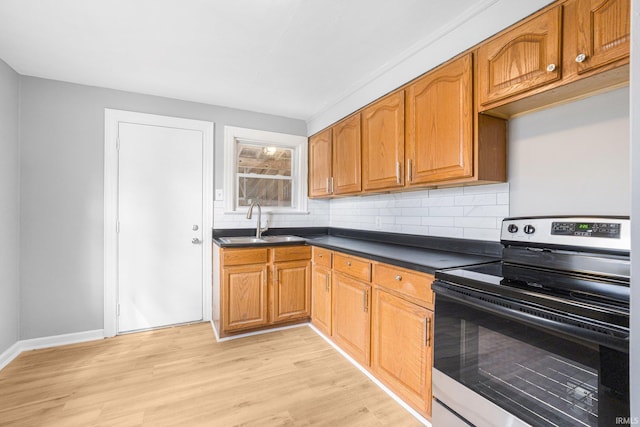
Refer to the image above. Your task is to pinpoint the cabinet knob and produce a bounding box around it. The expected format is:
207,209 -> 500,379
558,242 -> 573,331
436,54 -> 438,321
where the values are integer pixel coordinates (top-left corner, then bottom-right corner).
395,275 -> 402,281
575,53 -> 587,63
347,261 -> 352,267
546,63 -> 556,72
318,253 -> 323,258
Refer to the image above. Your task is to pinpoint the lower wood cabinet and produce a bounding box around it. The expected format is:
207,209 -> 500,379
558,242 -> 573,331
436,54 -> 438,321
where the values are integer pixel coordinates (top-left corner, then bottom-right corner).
215,244 -> 311,337
372,288 -> 433,416
332,272 -> 371,366
310,248 -> 435,419
222,263 -> 269,332
311,247 -> 333,336
273,259 -> 311,323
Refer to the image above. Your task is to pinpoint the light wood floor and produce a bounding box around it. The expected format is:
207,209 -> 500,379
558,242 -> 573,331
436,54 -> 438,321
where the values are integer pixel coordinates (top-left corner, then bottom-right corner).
0,323 -> 422,426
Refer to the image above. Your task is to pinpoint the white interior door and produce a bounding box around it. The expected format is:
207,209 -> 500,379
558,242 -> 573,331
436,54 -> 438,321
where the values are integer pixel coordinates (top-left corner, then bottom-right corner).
117,122 -> 204,333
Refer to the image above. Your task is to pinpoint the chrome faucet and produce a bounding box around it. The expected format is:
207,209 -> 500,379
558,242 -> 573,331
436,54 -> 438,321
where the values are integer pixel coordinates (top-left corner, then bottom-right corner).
246,200 -> 268,238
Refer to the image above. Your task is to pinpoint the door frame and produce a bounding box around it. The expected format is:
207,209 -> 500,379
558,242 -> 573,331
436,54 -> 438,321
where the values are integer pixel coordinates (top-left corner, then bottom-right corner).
104,109 -> 214,337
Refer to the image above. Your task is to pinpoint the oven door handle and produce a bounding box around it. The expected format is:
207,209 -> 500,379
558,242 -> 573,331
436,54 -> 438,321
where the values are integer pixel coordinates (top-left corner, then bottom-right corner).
432,280 -> 629,353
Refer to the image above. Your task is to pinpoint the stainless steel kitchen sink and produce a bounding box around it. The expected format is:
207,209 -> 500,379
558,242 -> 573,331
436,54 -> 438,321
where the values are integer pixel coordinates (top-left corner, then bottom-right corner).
218,235 -> 306,245
261,235 -> 306,243
218,236 -> 266,244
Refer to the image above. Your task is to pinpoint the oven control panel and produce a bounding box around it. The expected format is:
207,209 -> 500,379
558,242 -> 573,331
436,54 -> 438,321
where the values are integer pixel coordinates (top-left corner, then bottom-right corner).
501,216 -> 630,251
551,221 -> 621,238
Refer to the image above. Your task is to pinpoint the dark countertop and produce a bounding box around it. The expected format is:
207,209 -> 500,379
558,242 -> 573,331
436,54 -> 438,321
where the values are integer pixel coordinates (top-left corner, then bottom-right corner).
305,235 -> 499,275
213,227 -> 502,274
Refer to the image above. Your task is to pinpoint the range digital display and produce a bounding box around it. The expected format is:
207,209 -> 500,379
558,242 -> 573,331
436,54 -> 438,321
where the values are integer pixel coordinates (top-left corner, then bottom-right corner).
551,222 -> 621,238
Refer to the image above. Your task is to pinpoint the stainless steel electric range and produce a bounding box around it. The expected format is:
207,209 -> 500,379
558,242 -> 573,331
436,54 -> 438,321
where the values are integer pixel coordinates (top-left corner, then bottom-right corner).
431,216 -> 630,427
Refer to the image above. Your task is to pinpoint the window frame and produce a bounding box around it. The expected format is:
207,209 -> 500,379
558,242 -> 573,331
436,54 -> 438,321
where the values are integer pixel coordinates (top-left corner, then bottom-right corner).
224,126 -> 308,214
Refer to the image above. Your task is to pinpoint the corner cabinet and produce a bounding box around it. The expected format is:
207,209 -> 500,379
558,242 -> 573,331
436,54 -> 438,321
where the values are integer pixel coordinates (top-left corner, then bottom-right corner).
406,53 -> 473,185
310,247 -> 436,419
308,128 -> 333,198
311,247 -> 333,336
215,245 -> 311,338
308,114 -> 362,198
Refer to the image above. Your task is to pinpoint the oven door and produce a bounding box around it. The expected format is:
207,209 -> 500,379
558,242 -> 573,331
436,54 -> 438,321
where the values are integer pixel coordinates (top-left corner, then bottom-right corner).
432,281 -> 629,427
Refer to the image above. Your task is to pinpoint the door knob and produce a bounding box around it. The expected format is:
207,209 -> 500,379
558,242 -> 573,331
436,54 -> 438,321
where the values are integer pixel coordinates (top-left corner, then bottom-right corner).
192,238 -> 201,244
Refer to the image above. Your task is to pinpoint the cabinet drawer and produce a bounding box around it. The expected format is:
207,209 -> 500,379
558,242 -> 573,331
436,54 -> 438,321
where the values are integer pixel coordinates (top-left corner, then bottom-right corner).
373,263 -> 434,307
273,245 -> 311,262
312,247 -> 333,268
334,253 -> 371,282
223,248 -> 268,266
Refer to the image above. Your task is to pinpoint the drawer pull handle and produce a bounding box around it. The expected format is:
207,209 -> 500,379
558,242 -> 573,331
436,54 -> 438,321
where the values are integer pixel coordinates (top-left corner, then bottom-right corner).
347,261 -> 352,267
395,275 -> 402,281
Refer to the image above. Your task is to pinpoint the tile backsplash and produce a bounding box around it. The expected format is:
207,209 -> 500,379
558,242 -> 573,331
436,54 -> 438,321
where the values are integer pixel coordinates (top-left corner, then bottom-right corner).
213,198 -> 330,229
329,183 -> 509,241
214,183 -> 509,242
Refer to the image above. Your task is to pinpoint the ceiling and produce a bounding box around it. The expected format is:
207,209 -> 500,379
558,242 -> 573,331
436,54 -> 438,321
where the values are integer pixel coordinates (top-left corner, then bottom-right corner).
0,0 -> 491,121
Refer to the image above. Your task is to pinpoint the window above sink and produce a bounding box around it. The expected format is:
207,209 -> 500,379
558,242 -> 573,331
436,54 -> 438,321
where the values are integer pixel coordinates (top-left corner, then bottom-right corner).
223,126 -> 308,214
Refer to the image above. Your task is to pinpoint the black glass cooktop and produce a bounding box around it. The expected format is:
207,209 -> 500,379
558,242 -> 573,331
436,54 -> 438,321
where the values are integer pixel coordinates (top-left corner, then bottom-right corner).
435,261 -> 629,329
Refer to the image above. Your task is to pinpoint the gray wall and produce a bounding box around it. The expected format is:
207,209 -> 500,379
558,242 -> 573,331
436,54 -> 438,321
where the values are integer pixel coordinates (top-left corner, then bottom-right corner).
0,59 -> 20,354
19,76 -> 306,339
508,87 -> 630,216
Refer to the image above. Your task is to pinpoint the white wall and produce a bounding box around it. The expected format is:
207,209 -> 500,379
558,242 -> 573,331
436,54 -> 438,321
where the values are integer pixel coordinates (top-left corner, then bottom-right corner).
18,76 -> 307,340
509,87 -> 630,216
0,58 -> 20,354
629,0 -> 639,419
307,0 -> 555,134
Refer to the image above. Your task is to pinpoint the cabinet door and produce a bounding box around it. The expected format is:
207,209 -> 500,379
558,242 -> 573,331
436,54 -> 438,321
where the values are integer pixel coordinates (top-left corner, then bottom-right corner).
222,264 -> 268,332
575,0 -> 630,74
273,260 -> 311,323
372,289 -> 433,417
362,91 -> 405,191
332,272 -> 371,366
332,113 -> 362,195
308,128 -> 333,198
477,6 -> 562,106
406,54 -> 473,185
311,264 -> 332,336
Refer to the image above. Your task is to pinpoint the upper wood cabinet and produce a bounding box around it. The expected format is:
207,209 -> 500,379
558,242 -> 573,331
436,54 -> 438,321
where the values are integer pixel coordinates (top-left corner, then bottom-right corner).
574,0 -> 630,74
362,91 -> 405,191
406,53 -> 474,185
477,6 -> 563,107
332,113 -> 362,195
308,128 -> 332,198
309,114 -> 362,198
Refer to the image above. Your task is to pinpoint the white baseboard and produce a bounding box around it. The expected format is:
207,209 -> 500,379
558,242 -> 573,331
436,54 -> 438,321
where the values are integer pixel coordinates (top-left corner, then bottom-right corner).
0,341 -> 23,371
0,329 -> 104,372
213,322 -> 308,343
307,324 -> 431,427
